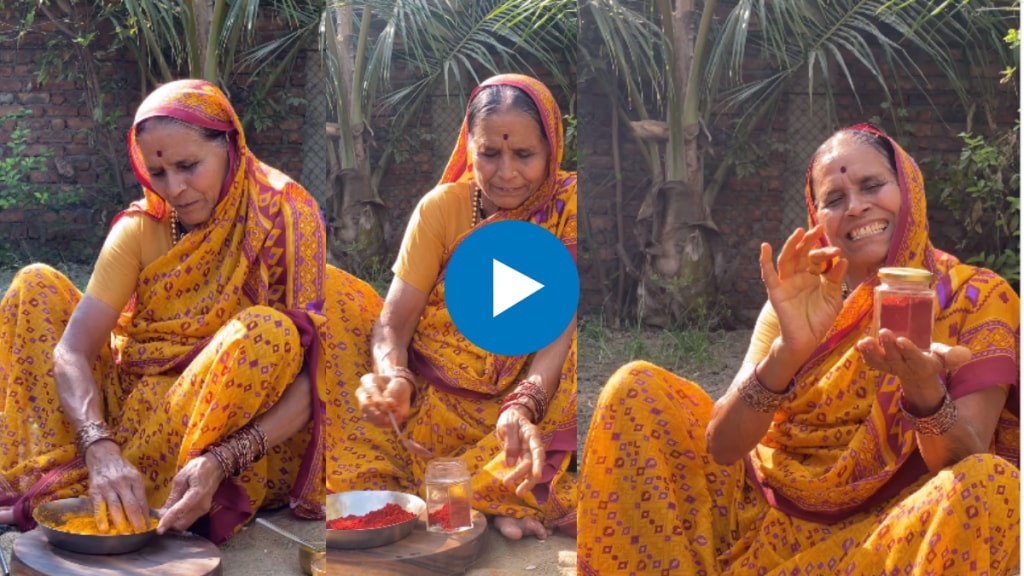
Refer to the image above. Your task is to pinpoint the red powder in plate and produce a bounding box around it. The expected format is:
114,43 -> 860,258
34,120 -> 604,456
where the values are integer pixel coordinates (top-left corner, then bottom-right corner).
326,503 -> 416,530
878,294 -> 933,350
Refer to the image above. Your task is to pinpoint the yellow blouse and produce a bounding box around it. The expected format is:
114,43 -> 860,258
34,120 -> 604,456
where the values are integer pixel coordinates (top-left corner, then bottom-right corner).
392,182 -> 475,294
85,213 -> 172,311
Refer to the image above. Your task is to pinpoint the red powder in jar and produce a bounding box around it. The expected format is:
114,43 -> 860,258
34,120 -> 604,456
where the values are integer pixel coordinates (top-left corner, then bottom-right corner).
326,503 -> 416,530
428,502 -> 452,531
878,294 -> 933,350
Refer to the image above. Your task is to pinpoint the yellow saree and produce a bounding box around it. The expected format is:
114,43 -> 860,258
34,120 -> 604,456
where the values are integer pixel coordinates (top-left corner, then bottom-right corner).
0,80 -> 327,543
325,74 -> 577,532
578,125 -> 1019,574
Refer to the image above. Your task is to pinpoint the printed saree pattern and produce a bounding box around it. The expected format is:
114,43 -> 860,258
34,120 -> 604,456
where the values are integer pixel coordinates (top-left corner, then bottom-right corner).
326,74 -> 577,532
0,80 -> 326,543
578,125 -> 1020,574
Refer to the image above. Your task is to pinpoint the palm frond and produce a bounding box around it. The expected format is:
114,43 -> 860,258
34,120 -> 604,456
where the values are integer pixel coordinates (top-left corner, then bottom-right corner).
708,0 -> 1014,134
582,0 -> 665,113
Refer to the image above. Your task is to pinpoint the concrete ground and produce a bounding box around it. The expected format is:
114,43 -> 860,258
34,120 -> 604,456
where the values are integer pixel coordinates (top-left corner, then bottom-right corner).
0,510 -> 576,575
464,529 -> 575,576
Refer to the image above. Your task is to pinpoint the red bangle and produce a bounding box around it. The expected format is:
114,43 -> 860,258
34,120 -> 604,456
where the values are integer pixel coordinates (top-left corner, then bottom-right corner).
500,380 -> 549,424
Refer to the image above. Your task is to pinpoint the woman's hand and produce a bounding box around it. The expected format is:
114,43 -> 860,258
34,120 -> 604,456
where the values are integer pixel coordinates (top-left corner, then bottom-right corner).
759,226 -> 847,361
156,454 -> 225,535
495,406 -> 545,498
356,373 -> 413,427
84,440 -> 150,533
856,330 -> 972,412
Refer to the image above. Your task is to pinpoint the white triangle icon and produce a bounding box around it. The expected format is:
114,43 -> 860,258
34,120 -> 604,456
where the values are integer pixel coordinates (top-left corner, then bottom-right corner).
493,259 -> 544,317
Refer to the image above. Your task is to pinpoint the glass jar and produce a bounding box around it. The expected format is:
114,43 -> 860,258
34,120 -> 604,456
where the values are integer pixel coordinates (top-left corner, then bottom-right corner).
873,267 -> 935,350
424,458 -> 473,534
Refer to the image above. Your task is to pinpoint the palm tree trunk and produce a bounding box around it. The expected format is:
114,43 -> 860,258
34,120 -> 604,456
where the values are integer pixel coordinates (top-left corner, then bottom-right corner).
640,0 -> 718,328
327,5 -> 386,273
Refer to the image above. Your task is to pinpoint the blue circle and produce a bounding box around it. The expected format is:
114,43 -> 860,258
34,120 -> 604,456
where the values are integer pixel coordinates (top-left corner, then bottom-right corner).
445,220 -> 579,356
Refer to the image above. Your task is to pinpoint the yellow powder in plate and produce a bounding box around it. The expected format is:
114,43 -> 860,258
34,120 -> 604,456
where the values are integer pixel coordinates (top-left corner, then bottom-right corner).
57,513 -> 157,535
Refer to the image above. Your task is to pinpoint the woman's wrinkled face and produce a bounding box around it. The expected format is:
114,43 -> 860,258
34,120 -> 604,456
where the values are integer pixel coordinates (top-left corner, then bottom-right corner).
812,137 -> 901,276
469,109 -> 550,212
135,121 -> 229,230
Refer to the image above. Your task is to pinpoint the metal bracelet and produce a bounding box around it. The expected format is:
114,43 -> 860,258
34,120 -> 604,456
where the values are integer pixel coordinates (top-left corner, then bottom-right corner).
737,364 -> 794,413
75,420 -> 116,457
205,422 -> 270,477
386,366 -> 417,384
899,390 -> 958,436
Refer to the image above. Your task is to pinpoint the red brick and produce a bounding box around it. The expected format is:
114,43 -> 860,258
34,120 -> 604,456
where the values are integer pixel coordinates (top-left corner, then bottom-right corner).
45,106 -> 82,117
37,131 -> 72,143
249,132 -> 279,145
0,210 -> 24,223
64,145 -> 95,156
40,80 -> 77,91
65,117 -> 94,130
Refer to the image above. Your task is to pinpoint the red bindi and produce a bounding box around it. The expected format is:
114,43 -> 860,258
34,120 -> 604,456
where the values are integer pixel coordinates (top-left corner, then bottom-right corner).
840,166 -> 846,173
502,133 -> 509,140
156,150 -> 163,158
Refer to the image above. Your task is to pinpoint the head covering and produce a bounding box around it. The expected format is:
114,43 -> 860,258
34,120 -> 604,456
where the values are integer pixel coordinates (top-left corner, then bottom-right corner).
126,79 -> 243,220
805,123 -> 936,275
437,73 -> 571,228
746,124 -> 1019,522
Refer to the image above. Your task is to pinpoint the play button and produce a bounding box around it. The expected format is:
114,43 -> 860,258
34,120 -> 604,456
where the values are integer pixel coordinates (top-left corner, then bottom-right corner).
445,220 -> 579,356
493,259 -> 543,317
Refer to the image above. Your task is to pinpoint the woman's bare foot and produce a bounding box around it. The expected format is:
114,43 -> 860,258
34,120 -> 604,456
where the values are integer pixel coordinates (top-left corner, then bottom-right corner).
494,515 -> 547,540
0,506 -> 13,525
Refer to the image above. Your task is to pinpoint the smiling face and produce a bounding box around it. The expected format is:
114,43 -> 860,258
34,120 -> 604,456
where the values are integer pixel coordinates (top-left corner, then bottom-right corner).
468,109 -> 550,213
812,134 -> 901,282
134,119 -> 230,230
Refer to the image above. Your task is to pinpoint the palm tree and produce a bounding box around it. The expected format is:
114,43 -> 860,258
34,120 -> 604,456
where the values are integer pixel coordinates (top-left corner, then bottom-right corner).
325,0 -> 576,273
115,0 -> 322,127
585,0 -> 1014,327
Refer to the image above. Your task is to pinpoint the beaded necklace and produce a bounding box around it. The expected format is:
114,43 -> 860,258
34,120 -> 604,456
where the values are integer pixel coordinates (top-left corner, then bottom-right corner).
169,209 -> 183,245
471,186 -> 485,227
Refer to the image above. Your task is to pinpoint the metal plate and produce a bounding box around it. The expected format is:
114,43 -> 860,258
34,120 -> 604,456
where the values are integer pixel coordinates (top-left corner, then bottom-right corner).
34,498 -> 158,555
326,491 -> 425,550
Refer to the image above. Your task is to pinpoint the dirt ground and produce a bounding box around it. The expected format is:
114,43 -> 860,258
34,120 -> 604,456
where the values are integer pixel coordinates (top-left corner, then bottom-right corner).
0,263 -> 755,576
577,324 -> 753,450
0,263 -> 577,575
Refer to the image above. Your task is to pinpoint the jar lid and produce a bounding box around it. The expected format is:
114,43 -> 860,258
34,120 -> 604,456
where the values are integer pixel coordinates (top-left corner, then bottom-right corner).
878,267 -> 934,283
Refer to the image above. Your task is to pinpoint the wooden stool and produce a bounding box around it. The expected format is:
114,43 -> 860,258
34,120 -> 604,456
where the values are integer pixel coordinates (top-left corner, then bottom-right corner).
11,529 -> 222,576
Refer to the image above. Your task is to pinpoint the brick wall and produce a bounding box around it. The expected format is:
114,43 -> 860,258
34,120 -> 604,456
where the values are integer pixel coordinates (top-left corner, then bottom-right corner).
0,14 -> 316,263
578,41 -> 1017,326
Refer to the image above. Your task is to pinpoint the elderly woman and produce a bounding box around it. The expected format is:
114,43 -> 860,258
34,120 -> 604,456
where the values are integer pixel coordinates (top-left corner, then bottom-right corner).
0,79 -> 326,543
325,74 -> 577,540
579,124 -> 1019,574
